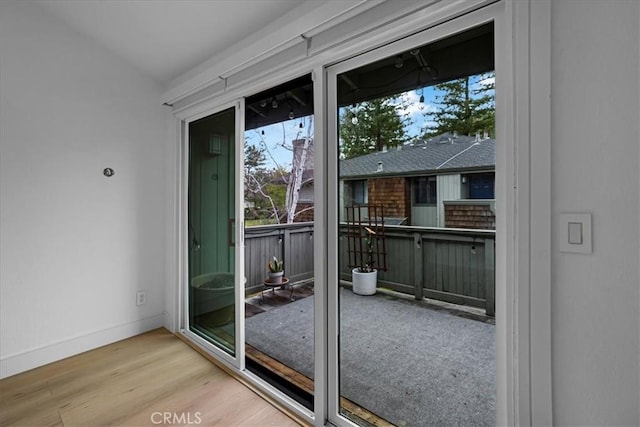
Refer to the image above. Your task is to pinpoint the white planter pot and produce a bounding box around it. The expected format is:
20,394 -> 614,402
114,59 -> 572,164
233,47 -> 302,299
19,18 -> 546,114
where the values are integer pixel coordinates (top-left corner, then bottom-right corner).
352,268 -> 377,295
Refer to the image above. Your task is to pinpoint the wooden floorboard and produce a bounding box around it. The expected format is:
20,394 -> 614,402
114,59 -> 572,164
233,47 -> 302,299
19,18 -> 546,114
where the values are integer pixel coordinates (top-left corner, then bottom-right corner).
0,328 -> 300,427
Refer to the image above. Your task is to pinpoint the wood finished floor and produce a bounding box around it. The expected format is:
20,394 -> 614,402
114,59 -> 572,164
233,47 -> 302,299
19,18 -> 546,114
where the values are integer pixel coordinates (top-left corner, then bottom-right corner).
0,329 -> 301,427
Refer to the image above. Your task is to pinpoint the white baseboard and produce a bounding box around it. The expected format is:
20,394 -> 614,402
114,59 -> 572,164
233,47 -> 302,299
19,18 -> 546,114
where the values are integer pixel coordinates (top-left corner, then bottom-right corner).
0,314 -> 164,379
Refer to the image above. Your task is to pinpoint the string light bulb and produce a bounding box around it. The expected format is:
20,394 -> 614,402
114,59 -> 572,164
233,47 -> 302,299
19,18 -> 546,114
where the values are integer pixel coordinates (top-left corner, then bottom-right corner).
350,106 -> 359,125
289,109 -> 295,120
271,99 -> 278,109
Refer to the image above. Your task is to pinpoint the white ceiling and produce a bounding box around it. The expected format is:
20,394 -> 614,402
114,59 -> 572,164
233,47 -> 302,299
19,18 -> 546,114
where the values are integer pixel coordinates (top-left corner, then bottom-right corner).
34,0 -> 306,88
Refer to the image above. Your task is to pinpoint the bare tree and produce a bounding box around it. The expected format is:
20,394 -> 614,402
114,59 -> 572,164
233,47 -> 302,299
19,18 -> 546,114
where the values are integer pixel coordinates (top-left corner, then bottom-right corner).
244,116 -> 314,224
244,143 -> 281,223
284,117 -> 313,223
245,173 -> 280,222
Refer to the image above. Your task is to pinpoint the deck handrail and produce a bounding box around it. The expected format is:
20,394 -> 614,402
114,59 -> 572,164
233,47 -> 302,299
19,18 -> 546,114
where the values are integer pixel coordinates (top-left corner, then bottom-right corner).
244,222 -> 495,315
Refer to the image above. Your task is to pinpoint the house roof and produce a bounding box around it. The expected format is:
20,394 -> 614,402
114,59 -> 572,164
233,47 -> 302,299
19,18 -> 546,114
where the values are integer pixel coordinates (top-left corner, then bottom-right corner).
339,132 -> 495,179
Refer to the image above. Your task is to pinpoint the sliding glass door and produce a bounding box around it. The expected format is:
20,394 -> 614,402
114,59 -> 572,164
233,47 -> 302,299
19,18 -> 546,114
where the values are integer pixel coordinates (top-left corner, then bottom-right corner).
187,104 -> 244,359
327,8 -> 500,426
176,2 -> 508,424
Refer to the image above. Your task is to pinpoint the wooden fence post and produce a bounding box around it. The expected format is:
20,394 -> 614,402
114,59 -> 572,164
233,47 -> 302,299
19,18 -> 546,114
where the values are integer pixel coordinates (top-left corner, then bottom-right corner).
414,232 -> 423,300
283,227 -> 291,277
484,238 -> 495,316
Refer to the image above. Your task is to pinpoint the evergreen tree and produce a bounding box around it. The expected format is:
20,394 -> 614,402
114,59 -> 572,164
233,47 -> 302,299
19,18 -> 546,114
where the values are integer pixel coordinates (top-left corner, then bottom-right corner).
244,144 -> 266,171
339,96 -> 409,159
424,72 -> 495,138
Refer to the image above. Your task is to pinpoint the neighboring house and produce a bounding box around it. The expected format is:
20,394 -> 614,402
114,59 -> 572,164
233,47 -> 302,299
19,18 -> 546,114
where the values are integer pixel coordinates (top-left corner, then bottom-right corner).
339,132 -> 495,229
292,138 -> 314,222
294,169 -> 314,222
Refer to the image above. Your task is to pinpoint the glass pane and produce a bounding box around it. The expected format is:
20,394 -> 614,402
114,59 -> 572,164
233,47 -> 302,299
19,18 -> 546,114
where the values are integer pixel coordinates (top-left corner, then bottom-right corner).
188,107 -> 237,355
243,75 -> 315,410
336,23 -> 496,426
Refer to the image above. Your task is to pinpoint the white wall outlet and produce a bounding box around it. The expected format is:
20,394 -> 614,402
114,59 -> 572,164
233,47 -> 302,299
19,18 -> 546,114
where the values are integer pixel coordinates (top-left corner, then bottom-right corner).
136,291 -> 146,306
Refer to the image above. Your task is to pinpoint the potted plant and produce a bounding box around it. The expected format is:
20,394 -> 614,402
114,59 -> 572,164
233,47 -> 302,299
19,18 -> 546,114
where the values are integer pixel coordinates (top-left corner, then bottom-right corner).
352,226 -> 378,295
267,256 -> 284,284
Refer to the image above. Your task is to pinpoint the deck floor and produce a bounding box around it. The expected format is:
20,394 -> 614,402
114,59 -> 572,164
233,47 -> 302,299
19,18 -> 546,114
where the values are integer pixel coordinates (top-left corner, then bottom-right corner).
246,283 -> 495,426
245,281 -> 315,318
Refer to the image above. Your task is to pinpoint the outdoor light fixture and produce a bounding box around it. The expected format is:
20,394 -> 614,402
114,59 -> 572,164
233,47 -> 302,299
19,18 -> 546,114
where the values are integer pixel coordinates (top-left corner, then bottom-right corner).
208,134 -> 222,156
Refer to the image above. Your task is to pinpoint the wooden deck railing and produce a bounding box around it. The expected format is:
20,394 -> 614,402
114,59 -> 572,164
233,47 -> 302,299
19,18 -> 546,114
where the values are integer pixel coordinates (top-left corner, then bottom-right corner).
244,223 -> 495,315
244,223 -> 314,295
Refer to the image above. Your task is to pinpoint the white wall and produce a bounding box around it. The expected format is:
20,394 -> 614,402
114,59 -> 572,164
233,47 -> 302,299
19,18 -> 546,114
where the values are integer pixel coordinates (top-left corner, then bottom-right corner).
0,1 -> 167,378
550,1 -> 639,425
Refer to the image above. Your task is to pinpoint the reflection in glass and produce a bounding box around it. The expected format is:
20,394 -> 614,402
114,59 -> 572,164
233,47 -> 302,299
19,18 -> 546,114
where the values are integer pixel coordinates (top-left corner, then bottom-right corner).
188,107 -> 236,355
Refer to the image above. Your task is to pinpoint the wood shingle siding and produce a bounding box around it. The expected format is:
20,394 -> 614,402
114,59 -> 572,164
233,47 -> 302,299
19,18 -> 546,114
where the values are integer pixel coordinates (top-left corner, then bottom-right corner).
367,177 -> 411,221
444,201 -> 496,230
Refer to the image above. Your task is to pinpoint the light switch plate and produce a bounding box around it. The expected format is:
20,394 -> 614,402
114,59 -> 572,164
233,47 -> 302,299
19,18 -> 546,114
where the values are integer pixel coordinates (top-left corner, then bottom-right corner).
568,222 -> 583,244
559,213 -> 592,254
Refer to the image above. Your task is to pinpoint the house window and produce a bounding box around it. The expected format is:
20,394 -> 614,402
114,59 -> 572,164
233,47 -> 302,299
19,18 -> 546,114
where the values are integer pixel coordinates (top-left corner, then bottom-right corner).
413,176 -> 437,205
467,173 -> 495,199
347,180 -> 367,204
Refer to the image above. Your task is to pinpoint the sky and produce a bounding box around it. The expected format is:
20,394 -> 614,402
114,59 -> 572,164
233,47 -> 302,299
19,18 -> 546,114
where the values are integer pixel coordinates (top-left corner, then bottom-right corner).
245,74 -> 494,170
244,88 -> 433,170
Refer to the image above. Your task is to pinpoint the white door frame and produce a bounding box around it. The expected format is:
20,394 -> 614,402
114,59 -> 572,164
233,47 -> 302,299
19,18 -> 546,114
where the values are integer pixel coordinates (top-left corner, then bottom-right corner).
503,1 -> 553,425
